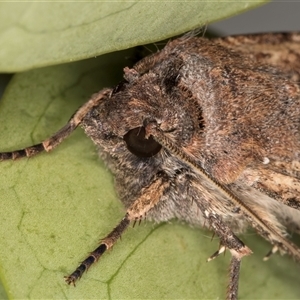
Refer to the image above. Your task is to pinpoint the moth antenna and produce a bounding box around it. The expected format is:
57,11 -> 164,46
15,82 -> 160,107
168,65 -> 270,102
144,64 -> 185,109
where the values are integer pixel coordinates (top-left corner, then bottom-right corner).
0,89 -> 111,161
147,121 -> 300,262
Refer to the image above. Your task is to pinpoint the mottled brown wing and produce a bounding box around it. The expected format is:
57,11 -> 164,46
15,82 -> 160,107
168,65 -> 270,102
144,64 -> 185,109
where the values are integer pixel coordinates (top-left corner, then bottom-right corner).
214,33 -> 300,232
237,160 -> 300,233
216,33 -> 300,82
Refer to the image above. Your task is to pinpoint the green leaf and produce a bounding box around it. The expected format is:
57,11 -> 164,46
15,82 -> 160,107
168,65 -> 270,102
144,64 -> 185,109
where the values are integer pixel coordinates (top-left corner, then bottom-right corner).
0,1 -> 268,72
0,48 -> 300,299
0,1 -> 297,298
0,49 -> 226,299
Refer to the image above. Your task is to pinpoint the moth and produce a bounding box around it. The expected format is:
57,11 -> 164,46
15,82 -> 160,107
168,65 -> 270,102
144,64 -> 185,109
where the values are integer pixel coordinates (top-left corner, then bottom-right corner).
1,32 -> 300,299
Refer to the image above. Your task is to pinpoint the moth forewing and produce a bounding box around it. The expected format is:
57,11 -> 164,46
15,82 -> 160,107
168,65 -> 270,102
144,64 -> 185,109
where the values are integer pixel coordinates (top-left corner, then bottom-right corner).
1,33 -> 300,299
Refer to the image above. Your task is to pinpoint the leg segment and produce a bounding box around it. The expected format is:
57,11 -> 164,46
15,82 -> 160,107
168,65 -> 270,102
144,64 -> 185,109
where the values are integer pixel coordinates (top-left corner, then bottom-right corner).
205,212 -> 252,300
65,215 -> 130,286
65,172 -> 169,285
227,256 -> 241,300
0,89 -> 111,160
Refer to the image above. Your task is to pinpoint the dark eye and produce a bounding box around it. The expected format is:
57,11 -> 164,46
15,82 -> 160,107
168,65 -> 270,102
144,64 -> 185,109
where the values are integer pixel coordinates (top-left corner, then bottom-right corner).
123,126 -> 162,157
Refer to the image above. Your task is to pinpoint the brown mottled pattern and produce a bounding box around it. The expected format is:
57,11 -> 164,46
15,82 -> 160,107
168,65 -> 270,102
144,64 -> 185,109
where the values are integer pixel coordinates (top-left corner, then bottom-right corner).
1,33 -> 300,299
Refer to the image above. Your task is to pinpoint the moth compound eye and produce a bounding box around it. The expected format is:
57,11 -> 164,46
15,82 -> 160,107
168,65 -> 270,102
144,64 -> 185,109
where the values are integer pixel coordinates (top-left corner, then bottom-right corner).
123,126 -> 162,157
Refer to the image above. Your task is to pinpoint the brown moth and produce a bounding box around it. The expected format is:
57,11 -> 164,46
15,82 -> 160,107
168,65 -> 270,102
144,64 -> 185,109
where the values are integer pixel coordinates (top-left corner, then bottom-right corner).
1,32 -> 300,299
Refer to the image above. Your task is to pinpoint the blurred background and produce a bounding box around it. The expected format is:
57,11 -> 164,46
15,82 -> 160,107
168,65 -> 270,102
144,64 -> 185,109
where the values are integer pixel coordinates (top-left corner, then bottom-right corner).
209,1 -> 300,35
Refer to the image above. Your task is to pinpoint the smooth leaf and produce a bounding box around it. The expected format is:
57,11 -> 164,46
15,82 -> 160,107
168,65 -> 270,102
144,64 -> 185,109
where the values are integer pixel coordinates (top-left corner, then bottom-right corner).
0,48 -> 300,299
0,1 -> 268,72
0,49 -> 228,299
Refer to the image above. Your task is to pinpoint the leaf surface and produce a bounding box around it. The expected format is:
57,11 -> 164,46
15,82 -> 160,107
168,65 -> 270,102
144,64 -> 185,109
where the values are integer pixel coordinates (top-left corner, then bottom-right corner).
0,47 -> 299,300
0,1 -> 267,72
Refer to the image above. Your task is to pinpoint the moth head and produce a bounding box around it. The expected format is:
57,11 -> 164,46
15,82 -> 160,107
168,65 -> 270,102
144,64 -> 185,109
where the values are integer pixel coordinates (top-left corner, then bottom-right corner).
108,72 -> 166,158
82,65 -> 204,162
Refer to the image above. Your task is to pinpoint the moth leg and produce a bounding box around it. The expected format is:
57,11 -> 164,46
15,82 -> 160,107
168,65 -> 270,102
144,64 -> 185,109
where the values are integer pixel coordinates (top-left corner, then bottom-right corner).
205,212 -> 252,300
206,238 -> 243,300
0,88 -> 111,160
227,256 -> 241,300
64,215 -> 130,286
263,245 -> 278,261
207,245 -> 226,262
65,172 -> 169,286
206,213 -> 252,257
